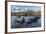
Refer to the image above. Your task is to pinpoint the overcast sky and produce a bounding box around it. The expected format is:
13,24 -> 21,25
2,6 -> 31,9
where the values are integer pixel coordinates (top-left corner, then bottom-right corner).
11,5 -> 41,12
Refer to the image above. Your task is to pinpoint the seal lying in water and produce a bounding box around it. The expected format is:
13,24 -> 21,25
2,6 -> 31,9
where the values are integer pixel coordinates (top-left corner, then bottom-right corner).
26,17 -> 40,26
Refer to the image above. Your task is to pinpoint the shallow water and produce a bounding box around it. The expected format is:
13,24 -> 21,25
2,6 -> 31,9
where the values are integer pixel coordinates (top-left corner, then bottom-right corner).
11,16 -> 41,28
